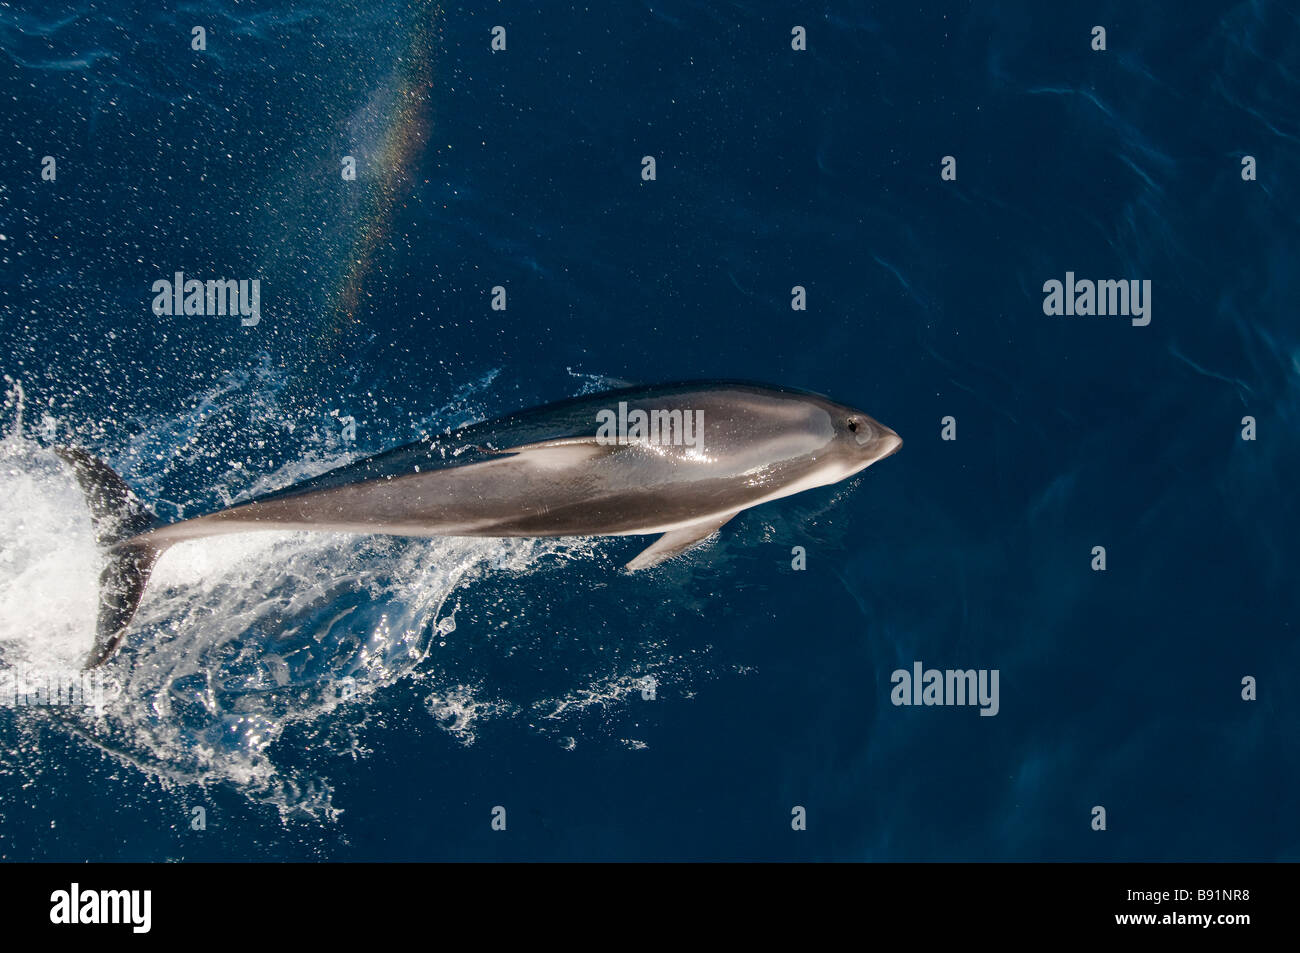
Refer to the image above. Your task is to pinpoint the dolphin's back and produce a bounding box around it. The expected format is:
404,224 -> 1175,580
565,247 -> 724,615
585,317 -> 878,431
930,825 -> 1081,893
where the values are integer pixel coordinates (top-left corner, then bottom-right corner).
167,381 -> 838,541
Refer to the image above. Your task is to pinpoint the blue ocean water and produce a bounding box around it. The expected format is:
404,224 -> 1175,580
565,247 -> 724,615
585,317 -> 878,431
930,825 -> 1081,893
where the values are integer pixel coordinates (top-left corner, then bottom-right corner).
0,0 -> 1296,860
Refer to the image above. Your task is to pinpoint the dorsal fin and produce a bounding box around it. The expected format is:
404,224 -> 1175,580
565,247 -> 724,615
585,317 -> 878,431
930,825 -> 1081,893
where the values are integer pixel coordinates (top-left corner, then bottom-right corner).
493,435 -> 648,453
488,435 -> 648,468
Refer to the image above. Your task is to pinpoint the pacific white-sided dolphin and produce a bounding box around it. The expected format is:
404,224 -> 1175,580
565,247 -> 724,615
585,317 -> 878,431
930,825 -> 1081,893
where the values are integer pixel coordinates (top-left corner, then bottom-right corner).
57,381 -> 901,667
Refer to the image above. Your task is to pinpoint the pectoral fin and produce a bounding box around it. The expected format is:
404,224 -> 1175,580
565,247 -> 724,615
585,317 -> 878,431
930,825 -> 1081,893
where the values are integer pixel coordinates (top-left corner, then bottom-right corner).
625,513 -> 736,571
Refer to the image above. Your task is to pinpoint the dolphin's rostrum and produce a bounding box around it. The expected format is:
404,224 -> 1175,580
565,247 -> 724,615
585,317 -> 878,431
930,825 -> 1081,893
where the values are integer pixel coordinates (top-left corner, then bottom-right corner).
57,381 -> 902,668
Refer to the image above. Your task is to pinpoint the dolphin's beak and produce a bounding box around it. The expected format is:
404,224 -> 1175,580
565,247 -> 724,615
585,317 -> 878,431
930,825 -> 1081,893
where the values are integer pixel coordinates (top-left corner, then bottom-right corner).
876,428 -> 903,461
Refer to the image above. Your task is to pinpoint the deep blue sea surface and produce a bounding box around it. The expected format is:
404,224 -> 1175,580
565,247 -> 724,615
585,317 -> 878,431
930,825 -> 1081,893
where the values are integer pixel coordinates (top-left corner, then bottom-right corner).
0,1 -> 1296,860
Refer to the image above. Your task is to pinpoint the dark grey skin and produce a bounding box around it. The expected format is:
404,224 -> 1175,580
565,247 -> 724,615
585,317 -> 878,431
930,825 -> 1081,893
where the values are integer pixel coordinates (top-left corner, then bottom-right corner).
58,381 -> 901,666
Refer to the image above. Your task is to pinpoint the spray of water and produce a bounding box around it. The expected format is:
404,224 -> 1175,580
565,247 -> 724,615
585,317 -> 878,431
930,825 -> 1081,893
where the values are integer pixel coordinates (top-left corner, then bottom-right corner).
0,372 -> 710,820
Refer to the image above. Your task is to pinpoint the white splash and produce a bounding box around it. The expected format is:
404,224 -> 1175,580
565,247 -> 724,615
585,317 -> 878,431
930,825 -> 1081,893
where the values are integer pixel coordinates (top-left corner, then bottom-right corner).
0,370 -> 714,821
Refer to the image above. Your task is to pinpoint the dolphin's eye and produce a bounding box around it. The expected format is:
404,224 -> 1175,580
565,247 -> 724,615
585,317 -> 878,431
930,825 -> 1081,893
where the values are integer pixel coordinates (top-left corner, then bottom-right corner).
847,418 -> 859,433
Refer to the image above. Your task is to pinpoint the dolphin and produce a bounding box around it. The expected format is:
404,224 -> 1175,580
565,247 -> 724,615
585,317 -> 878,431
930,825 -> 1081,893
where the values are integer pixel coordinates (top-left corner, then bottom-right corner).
56,381 -> 901,668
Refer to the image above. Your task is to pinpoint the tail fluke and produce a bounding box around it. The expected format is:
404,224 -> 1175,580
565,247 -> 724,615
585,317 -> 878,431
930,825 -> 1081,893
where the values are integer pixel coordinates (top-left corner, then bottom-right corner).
54,448 -> 168,668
